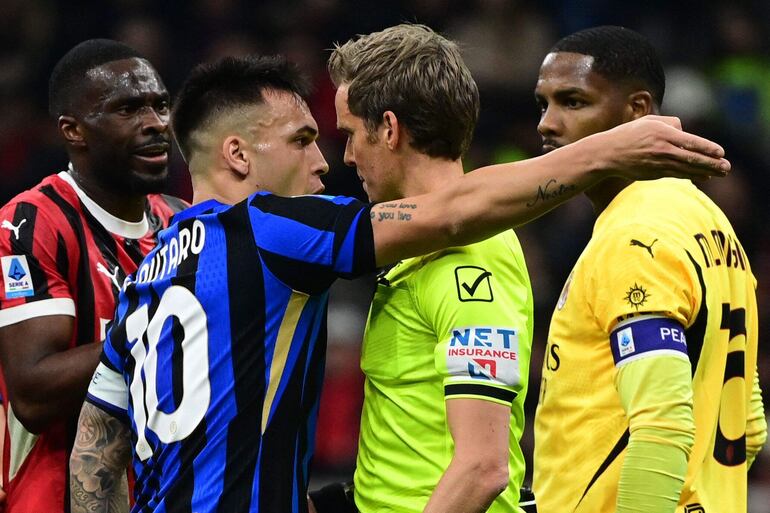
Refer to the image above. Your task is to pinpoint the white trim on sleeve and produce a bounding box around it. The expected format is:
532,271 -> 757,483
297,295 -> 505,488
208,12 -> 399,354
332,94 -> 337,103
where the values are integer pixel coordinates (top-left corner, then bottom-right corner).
0,297 -> 75,327
87,362 -> 128,413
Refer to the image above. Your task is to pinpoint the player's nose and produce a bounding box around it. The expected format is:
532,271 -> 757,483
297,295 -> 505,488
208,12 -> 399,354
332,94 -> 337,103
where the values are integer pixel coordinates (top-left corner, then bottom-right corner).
142,107 -> 169,134
537,106 -> 560,137
343,138 -> 355,168
310,142 -> 329,176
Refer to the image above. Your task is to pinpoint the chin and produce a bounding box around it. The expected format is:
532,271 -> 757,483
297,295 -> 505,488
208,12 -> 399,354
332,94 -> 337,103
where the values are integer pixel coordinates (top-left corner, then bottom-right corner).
128,169 -> 170,195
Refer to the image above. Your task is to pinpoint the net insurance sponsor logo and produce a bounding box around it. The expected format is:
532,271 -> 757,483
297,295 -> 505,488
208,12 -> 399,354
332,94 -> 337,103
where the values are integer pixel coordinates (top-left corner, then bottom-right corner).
447,326 -> 519,386
2,255 -> 34,298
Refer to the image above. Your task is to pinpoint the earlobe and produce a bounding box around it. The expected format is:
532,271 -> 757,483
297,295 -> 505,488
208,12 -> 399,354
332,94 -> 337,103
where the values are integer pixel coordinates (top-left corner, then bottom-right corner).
59,116 -> 86,148
222,136 -> 249,178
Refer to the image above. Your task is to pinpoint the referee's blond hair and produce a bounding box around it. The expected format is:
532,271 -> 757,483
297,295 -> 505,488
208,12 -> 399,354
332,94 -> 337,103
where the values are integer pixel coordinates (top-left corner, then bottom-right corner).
328,24 -> 479,161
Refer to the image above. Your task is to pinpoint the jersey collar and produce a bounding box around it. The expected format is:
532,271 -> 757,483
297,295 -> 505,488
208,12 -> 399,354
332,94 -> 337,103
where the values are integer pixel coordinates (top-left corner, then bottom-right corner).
171,199 -> 226,224
60,166 -> 150,239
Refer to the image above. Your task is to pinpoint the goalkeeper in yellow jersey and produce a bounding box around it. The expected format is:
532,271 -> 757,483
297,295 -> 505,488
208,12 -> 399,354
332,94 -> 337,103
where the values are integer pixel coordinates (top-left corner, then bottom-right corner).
532,26 -> 766,513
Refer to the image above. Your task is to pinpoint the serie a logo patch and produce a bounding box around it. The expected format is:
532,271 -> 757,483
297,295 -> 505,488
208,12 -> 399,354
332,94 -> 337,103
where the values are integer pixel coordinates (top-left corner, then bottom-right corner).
616,326 -> 636,357
2,255 -> 34,298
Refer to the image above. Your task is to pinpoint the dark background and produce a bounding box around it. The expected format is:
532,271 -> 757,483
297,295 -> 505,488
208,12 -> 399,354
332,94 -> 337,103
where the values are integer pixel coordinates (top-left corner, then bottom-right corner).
1,0 -> 768,509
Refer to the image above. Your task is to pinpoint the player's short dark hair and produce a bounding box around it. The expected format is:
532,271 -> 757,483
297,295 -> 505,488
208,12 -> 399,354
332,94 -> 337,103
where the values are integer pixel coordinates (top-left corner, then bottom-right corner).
172,55 -> 311,161
551,26 -> 665,106
48,39 -> 144,118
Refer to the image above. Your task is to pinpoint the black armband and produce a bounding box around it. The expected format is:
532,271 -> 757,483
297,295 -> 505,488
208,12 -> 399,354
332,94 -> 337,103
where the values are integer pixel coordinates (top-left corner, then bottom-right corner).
309,481 -> 357,513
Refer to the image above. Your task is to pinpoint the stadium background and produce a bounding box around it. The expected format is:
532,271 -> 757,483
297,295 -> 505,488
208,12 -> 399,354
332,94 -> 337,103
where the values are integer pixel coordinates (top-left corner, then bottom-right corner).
1,0 -> 768,510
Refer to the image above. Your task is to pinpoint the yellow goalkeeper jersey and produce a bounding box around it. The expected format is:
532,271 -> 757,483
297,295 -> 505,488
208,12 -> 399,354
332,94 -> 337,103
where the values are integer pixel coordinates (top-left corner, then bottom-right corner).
534,178 -> 761,513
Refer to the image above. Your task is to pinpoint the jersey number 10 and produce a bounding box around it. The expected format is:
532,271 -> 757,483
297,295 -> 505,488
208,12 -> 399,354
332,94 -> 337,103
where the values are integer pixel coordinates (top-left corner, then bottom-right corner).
126,285 -> 211,461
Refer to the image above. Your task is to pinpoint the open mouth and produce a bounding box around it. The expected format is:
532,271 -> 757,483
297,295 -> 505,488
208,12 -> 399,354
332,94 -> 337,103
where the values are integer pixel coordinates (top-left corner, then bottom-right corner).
134,143 -> 169,166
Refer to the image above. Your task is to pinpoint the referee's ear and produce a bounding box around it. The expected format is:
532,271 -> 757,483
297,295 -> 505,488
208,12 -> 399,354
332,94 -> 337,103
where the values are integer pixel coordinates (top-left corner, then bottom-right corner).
222,135 -> 250,178
382,110 -> 402,152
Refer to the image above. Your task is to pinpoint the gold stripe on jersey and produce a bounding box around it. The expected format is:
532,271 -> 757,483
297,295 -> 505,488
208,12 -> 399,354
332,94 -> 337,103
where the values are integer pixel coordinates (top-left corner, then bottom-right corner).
261,290 -> 309,433
534,179 -> 758,513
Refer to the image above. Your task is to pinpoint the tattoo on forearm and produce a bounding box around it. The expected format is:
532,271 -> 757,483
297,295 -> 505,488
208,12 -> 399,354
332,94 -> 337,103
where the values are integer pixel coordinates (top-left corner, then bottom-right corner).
371,202 -> 417,222
70,403 -> 131,513
526,179 -> 577,207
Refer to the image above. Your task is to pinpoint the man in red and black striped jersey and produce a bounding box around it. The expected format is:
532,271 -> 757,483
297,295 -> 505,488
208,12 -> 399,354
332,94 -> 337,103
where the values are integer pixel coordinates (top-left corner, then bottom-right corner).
0,39 -> 186,512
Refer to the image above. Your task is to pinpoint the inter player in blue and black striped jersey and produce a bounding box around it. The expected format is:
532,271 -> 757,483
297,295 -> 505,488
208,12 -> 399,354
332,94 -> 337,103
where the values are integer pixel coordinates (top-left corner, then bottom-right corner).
68,53 -> 730,513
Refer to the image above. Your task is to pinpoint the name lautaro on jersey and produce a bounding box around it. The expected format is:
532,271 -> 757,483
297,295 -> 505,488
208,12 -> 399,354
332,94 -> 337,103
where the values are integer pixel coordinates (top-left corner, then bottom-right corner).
133,220 -> 206,285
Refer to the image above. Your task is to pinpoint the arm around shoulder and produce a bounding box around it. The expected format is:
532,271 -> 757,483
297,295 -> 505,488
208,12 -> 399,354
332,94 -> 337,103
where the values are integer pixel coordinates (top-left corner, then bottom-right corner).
371,117 -> 728,267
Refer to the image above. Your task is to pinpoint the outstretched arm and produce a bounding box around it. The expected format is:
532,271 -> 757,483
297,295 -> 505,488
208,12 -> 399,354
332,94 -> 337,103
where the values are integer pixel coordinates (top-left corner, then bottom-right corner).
69,402 -> 132,513
372,116 -> 728,266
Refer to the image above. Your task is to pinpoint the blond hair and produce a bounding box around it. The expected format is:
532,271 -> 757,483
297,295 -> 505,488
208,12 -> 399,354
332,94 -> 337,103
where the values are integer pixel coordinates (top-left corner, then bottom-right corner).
329,24 -> 479,160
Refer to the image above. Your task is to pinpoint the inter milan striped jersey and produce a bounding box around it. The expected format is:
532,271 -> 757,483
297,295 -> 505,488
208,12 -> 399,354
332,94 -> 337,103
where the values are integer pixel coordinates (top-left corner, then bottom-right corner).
0,170 -> 183,513
87,192 -> 374,513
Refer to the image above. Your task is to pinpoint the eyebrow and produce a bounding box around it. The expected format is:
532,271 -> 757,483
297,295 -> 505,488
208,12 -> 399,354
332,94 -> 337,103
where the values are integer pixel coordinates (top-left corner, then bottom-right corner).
294,125 -> 318,137
552,87 -> 587,97
107,90 -> 170,104
534,86 -> 589,102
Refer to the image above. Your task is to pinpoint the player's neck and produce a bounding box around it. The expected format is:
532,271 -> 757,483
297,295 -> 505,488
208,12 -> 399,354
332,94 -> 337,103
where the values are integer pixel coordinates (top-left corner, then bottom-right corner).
397,153 -> 464,197
191,167 -> 259,206
191,177 -> 236,206
68,162 -> 147,222
585,177 -> 632,215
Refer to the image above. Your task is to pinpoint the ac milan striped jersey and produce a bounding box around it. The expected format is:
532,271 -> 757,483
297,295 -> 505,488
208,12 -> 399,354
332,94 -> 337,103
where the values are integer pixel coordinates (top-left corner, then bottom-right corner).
0,170 -> 184,513
87,193 -> 374,513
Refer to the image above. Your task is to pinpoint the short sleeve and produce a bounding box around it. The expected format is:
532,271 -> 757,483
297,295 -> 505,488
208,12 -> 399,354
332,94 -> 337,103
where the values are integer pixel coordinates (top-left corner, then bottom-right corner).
85,322 -> 129,420
0,201 -> 75,327
419,233 -> 533,406
85,361 -> 129,420
247,194 -> 375,294
587,223 -> 700,334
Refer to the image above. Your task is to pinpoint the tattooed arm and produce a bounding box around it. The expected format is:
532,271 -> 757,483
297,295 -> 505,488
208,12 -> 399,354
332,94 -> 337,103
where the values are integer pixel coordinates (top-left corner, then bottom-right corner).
371,116 -> 729,266
70,402 -> 131,513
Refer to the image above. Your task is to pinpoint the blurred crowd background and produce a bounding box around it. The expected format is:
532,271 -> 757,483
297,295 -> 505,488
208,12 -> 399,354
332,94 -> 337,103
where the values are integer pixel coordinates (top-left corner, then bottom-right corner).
2,0 -> 769,510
